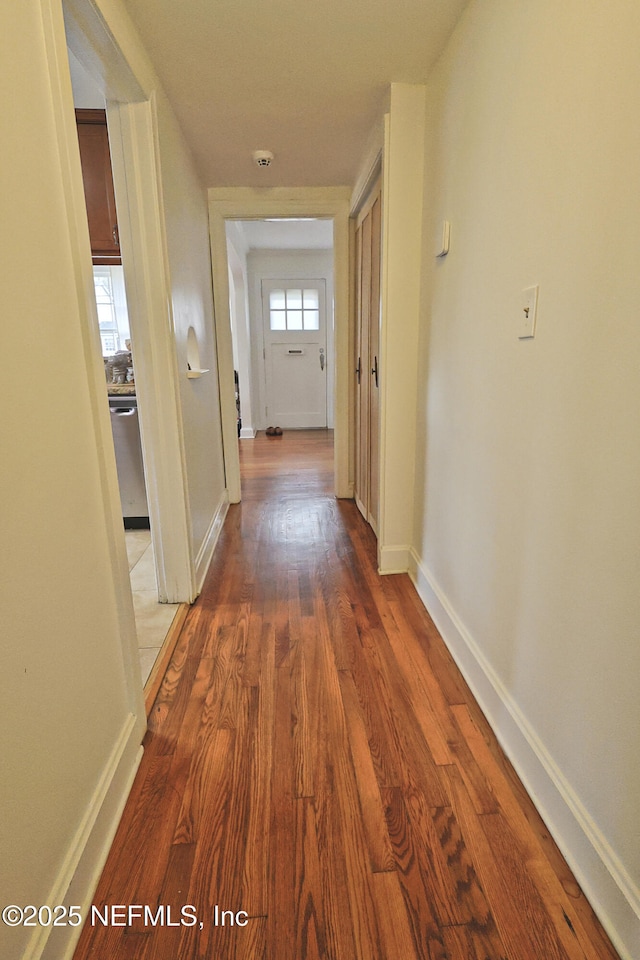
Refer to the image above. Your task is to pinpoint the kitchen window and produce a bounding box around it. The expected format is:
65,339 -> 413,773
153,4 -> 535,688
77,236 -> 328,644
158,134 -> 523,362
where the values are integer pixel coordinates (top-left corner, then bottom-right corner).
93,265 -> 130,355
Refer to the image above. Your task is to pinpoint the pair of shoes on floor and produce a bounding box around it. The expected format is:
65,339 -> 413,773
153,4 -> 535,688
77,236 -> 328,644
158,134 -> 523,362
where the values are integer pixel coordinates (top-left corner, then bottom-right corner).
266,426 -> 283,436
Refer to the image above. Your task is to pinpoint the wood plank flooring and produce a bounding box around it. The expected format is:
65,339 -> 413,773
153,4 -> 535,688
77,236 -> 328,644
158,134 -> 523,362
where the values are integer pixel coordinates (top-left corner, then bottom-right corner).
73,429 -> 620,960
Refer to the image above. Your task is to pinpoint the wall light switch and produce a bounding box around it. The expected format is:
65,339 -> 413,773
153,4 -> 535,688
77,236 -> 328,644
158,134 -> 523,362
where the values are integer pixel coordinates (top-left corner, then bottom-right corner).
435,220 -> 450,257
519,285 -> 538,339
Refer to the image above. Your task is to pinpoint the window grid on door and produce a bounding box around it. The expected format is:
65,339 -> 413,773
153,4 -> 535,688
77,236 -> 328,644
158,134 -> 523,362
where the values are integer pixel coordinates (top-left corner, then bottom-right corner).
269,287 -> 320,331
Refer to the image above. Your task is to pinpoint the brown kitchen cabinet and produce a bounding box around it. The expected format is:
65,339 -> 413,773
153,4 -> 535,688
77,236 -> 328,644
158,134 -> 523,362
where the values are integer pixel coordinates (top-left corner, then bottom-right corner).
75,109 -> 121,264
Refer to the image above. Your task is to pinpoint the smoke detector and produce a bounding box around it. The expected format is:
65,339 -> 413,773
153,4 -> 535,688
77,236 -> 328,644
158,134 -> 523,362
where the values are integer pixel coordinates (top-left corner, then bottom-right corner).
253,149 -> 274,168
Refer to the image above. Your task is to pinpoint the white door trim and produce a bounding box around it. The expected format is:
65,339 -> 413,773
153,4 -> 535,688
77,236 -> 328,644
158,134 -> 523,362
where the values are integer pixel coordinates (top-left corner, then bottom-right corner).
208,188 -> 352,501
107,99 -> 196,601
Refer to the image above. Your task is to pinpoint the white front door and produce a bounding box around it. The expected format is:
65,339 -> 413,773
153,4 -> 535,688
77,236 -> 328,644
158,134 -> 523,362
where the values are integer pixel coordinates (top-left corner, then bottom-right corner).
262,279 -> 327,428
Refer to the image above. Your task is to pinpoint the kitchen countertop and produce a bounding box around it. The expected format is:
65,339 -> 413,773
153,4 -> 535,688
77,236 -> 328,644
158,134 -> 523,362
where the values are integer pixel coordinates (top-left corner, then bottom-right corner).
107,384 -> 136,396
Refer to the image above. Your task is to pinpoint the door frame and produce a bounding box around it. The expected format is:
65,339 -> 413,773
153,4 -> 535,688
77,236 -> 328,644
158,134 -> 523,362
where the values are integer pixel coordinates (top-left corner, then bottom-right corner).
208,188 -> 352,501
60,0 -> 197,603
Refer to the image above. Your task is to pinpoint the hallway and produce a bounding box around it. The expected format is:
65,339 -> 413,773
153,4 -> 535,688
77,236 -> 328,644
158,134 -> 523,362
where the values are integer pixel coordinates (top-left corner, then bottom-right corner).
73,431 -> 619,960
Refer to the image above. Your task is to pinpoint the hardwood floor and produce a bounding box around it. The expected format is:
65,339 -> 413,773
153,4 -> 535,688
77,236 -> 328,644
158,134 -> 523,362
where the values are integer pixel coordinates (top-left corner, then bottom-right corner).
73,429 -> 620,960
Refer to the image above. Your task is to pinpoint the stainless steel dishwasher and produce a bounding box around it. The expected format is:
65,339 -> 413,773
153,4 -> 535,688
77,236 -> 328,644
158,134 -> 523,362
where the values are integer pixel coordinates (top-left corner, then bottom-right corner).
108,396 -> 149,527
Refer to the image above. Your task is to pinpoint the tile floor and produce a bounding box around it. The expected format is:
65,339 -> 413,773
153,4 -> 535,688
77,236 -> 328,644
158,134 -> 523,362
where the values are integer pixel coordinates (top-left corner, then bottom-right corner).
125,529 -> 182,685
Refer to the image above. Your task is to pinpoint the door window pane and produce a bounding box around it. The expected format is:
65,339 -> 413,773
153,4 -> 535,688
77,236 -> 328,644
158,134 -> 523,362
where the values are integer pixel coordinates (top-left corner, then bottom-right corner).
303,289 -> 319,308
270,310 -> 286,330
286,289 -> 303,309
267,282 -> 323,333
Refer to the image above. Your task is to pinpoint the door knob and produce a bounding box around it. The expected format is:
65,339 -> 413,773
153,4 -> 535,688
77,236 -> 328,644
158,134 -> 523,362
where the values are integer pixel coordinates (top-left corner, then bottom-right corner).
371,355 -> 378,388
356,357 -> 362,384
319,347 -> 325,371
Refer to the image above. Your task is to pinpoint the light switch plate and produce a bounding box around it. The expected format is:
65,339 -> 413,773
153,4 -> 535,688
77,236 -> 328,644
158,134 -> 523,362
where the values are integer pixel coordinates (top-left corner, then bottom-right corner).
435,220 -> 450,257
519,285 -> 538,339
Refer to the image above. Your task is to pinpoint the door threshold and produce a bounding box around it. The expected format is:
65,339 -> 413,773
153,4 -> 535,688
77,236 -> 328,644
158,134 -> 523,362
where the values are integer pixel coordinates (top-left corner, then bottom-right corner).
143,603 -> 190,716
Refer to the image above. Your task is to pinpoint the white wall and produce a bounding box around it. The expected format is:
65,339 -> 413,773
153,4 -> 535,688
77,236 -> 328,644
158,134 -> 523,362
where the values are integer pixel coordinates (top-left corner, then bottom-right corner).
0,1 -> 227,957
411,1 -> 640,956
378,84 -> 426,573
157,100 -> 227,560
1,3 -> 145,958
246,248 -> 335,430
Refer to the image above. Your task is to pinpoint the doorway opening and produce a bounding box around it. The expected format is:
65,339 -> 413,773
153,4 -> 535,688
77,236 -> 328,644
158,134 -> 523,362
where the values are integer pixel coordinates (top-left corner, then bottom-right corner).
224,217 -> 336,497
65,46 -> 184,688
208,188 -> 351,505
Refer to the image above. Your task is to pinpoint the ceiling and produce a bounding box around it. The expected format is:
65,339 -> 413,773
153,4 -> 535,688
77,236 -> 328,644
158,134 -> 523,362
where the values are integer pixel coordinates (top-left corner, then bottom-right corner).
119,0 -> 469,189
235,219 -> 334,251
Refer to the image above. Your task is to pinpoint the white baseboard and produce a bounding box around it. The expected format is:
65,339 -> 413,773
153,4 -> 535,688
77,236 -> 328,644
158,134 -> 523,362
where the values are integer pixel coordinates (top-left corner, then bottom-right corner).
408,548 -> 639,960
239,426 -> 256,439
194,490 -> 230,594
25,715 -> 143,960
378,543 -> 410,575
